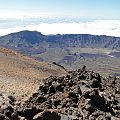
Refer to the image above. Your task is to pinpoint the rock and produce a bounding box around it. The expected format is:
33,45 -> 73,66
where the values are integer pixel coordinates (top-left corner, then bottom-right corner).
8,95 -> 15,102
3,105 -> 13,119
89,78 -> 101,88
19,116 -> 26,120
22,107 -> 41,119
36,95 -> 47,103
68,92 -> 77,98
81,65 -> 86,71
68,81 -> 74,87
1,66 -> 120,120
11,112 -> 19,120
85,104 -> 95,114
61,114 -> 78,120
111,116 -> 120,120
33,110 -> 61,120
56,84 -> 64,92
53,99 -> 61,108
49,85 -> 56,94
78,74 -> 86,80
39,85 -> 48,94
8,95 -> 16,105
0,113 -> 10,120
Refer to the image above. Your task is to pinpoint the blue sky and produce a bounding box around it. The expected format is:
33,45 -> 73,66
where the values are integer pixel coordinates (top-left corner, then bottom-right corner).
0,0 -> 120,36
0,0 -> 120,19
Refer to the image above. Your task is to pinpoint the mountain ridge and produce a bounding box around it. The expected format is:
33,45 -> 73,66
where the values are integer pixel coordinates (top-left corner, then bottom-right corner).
0,30 -> 120,50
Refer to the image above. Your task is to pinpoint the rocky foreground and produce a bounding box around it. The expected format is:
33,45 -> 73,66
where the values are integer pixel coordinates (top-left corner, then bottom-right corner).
0,66 -> 120,120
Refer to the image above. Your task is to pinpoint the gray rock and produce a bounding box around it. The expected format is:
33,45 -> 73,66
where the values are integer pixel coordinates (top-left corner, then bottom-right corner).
33,110 -> 61,120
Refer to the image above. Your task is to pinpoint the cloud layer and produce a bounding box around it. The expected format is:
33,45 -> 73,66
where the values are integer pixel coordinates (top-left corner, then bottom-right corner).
0,20 -> 120,37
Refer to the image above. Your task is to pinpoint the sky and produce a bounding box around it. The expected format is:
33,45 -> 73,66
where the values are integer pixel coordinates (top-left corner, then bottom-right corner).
0,0 -> 120,36
0,0 -> 120,19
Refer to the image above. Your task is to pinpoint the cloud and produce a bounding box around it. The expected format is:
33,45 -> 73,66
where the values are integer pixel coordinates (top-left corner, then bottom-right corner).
0,20 -> 120,37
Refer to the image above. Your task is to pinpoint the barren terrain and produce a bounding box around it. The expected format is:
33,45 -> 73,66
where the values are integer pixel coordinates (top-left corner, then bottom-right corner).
0,47 -> 66,101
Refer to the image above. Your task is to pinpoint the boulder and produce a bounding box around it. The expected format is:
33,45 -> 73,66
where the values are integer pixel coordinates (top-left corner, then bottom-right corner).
33,110 -> 61,120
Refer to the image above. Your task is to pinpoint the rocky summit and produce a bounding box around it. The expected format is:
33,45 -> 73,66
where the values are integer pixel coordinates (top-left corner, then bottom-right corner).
0,66 -> 120,120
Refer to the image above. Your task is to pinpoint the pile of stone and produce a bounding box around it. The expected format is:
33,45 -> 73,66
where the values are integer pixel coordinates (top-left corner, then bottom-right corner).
0,66 -> 120,120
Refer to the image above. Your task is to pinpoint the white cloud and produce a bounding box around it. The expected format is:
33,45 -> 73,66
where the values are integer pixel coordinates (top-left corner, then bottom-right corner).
0,20 -> 120,37
0,11 -> 50,19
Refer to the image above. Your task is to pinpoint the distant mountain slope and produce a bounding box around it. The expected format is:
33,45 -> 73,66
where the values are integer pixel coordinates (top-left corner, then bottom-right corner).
0,30 -> 46,47
0,31 -> 120,77
0,30 -> 120,50
0,47 -> 66,101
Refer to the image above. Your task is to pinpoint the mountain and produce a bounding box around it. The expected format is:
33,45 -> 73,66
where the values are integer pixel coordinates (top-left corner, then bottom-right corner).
0,32 -> 120,120
0,47 -> 66,101
0,30 -> 120,77
0,30 -> 120,50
